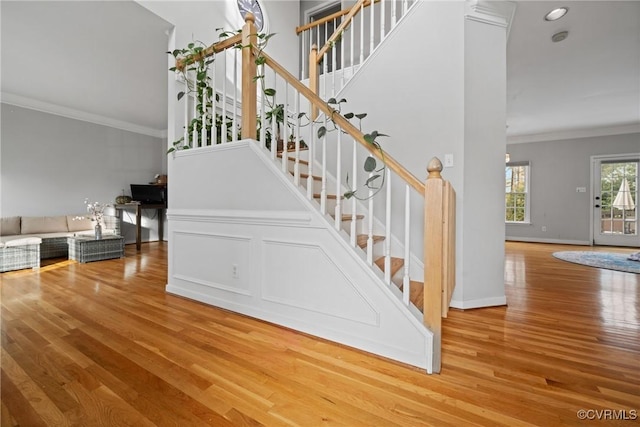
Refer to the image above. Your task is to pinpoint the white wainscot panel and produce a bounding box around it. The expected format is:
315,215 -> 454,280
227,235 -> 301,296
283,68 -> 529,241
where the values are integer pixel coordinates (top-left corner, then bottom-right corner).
262,239 -> 380,326
173,231 -> 252,295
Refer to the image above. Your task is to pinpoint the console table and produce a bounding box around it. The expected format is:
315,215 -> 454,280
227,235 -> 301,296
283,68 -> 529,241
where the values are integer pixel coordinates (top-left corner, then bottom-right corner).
114,203 -> 165,250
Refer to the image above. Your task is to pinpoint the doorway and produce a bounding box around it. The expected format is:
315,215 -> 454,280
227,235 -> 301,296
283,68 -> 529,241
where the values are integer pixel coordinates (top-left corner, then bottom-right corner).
592,154 -> 639,247
305,1 -> 342,75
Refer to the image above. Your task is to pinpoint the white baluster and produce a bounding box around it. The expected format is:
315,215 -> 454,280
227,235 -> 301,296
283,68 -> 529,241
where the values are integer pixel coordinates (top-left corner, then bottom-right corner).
222,52 -> 227,143
367,167 -> 374,265
200,70 -> 208,147
403,184 -> 411,306
334,130 -> 342,230
183,70 -> 189,147
350,17 -> 354,79
359,4 -> 364,65
381,0 -> 386,41
369,0 -> 375,54
324,23 -> 328,99
350,138 -> 358,246
320,113 -> 327,215
271,68 -> 277,160
294,92 -> 300,186
392,0 -> 397,28
281,82 -> 289,174
211,64 -> 217,146
192,74 -> 198,147
301,31 -> 306,80
403,0 -> 408,15
259,65 -> 266,147
341,16 -> 346,88
232,48 -> 238,143
306,97 -> 314,200
331,18 -> 336,96
384,170 -> 392,284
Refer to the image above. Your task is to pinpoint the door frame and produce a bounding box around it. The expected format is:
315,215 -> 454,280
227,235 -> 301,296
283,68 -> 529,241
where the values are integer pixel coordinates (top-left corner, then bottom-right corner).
590,153 -> 640,246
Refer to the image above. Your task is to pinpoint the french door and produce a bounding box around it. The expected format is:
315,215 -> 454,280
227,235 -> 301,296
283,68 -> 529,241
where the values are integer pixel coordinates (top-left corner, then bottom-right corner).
592,155 -> 639,247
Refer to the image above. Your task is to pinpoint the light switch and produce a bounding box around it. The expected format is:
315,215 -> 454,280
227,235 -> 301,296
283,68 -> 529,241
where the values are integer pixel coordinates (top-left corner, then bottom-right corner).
576,187 -> 587,193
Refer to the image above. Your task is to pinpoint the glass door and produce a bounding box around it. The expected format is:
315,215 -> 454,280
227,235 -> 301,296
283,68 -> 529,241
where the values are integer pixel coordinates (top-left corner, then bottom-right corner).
593,157 -> 639,247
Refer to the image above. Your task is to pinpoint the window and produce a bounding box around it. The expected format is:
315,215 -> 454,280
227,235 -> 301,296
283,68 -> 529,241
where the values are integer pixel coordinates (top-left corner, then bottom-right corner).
505,161 -> 530,223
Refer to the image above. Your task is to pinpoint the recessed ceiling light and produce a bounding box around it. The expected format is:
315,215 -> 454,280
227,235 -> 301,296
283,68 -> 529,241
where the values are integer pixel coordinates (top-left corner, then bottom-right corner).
552,31 -> 569,43
545,7 -> 568,21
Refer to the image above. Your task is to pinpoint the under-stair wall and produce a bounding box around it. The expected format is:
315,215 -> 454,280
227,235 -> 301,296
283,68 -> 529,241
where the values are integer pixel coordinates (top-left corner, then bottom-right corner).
166,140 -> 435,371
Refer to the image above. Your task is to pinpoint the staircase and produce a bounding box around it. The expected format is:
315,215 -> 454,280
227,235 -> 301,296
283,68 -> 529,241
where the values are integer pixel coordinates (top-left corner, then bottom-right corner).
167,6 -> 455,373
279,149 -> 425,311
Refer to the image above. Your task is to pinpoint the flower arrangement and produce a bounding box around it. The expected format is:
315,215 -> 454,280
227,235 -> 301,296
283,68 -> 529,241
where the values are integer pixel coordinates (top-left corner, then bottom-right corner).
83,199 -> 111,225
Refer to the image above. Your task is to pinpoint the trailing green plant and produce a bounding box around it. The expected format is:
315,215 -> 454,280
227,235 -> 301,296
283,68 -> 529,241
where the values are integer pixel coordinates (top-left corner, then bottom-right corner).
167,37 -> 241,153
317,98 -> 388,200
167,28 -> 388,202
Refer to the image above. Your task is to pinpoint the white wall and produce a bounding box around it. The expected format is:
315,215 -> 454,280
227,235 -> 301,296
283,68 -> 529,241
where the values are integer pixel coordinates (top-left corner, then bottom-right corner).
322,1 -> 508,309
0,104 -> 166,243
506,132 -> 640,244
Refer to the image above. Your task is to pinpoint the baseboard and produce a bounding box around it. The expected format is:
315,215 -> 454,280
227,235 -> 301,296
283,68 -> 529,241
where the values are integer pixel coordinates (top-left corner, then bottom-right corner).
449,295 -> 507,310
506,236 -> 591,246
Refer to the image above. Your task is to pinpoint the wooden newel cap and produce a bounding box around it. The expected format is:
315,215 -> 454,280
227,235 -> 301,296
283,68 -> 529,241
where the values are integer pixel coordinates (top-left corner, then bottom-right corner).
311,44 -> 318,51
427,157 -> 443,178
245,12 -> 255,24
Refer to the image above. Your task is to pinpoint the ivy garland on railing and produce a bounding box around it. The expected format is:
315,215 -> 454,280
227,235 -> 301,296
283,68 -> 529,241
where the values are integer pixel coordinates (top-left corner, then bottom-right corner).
168,29 -> 388,200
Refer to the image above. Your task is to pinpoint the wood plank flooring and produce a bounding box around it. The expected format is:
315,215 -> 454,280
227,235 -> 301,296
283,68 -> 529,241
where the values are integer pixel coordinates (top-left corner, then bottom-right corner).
1,241 -> 639,426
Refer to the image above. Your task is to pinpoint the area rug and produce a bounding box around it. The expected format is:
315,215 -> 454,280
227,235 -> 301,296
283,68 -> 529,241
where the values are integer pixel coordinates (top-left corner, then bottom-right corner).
552,251 -> 640,274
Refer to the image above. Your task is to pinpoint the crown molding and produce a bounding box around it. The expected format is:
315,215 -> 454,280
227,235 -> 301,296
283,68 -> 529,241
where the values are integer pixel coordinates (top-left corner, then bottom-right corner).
507,122 -> 640,144
1,92 -> 167,139
465,0 -> 516,36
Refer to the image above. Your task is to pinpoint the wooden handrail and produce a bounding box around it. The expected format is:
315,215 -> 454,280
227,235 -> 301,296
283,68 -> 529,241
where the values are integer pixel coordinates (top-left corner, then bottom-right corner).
295,0 -> 379,35
257,48 -> 425,195
175,33 -> 242,71
316,0 -> 367,61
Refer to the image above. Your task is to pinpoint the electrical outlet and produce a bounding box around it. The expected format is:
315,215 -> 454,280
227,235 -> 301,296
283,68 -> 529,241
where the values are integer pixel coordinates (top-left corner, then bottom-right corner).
541,226 -> 547,232
444,154 -> 454,168
232,264 -> 239,278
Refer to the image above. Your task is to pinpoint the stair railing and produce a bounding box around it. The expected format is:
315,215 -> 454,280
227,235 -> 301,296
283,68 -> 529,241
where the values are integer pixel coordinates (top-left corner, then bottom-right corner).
174,15 -> 455,373
298,0 -> 415,99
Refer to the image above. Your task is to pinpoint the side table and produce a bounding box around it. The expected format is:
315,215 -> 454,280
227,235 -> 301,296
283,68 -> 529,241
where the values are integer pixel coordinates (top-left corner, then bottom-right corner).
67,235 -> 125,263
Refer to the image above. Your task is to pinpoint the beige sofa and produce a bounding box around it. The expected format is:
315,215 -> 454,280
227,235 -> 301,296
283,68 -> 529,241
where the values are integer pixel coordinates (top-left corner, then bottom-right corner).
0,215 -> 116,272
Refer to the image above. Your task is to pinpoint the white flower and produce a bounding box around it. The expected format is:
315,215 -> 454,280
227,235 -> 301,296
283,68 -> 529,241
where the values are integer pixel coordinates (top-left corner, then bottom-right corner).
84,199 -> 111,225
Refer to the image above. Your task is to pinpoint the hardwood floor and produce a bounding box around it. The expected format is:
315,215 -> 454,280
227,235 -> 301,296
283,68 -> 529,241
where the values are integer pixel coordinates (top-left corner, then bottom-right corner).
1,242 -> 638,426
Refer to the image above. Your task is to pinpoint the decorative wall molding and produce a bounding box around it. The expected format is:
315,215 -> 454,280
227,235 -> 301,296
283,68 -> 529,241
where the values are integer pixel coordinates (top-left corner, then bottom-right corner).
507,123 -> 640,145
261,238 -> 380,326
450,295 -> 507,310
506,236 -> 591,246
168,209 -> 314,227
1,92 -> 166,139
172,231 -> 253,296
465,0 -> 516,34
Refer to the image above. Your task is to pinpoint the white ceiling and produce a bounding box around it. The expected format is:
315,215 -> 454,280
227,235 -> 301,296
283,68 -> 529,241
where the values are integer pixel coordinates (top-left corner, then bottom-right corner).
507,0 -> 640,142
1,1 -> 639,142
1,1 -> 172,136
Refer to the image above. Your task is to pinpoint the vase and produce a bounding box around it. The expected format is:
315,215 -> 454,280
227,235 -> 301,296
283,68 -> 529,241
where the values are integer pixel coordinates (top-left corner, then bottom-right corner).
95,223 -> 102,240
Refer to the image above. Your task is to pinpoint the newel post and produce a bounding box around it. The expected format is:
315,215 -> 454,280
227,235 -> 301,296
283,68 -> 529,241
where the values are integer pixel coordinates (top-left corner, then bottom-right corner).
241,13 -> 257,139
309,44 -> 319,120
424,157 -> 444,373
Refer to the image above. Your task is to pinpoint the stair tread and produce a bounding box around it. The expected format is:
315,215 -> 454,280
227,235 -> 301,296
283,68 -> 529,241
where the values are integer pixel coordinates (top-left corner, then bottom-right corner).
278,156 -> 310,166
299,172 -> 322,181
313,193 -> 343,200
330,214 -> 365,221
356,234 -> 385,249
399,280 -> 424,312
374,256 -> 404,277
